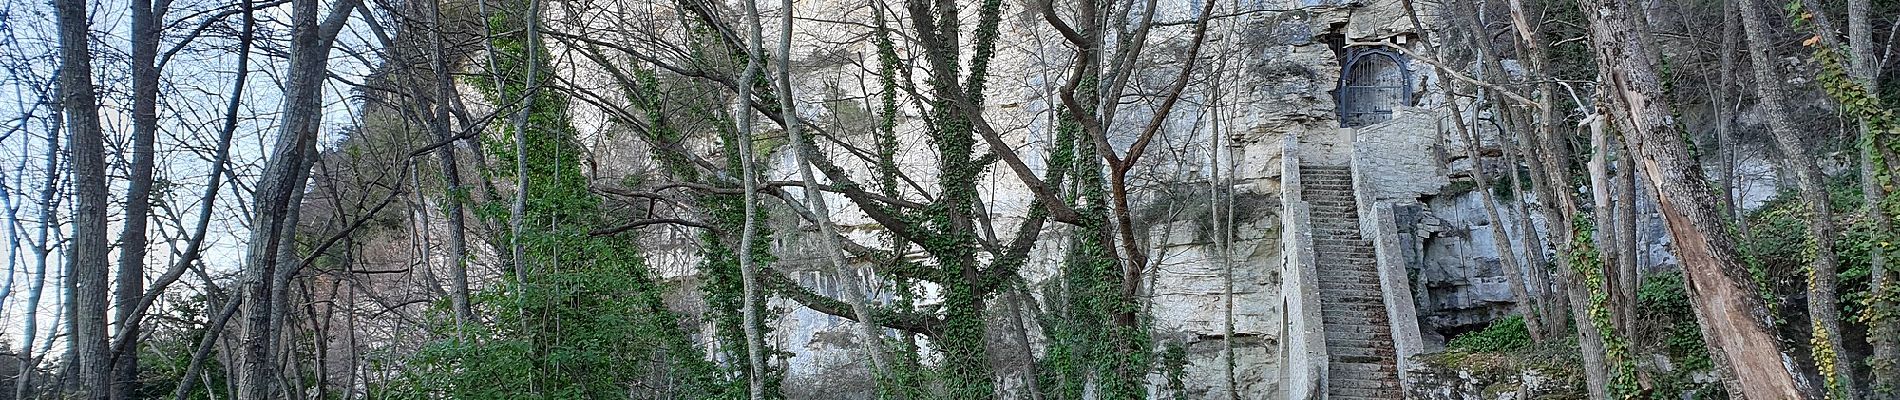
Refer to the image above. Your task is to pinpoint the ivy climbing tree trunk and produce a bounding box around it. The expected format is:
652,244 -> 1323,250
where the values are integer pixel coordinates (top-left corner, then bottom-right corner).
1843,0 -> 1897,393
1580,0 -> 1815,396
735,0 -> 769,398
1736,0 -> 1855,396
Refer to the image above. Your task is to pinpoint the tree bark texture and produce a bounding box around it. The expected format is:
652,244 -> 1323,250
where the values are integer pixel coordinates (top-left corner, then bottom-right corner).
1736,0 -> 1854,396
1581,0 -> 1815,396
54,0 -> 112,394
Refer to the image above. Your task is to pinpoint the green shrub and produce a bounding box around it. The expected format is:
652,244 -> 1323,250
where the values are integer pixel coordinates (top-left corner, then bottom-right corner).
1448,315 -> 1532,353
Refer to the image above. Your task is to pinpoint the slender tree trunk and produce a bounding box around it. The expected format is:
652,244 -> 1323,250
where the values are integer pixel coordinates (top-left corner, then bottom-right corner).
735,1 -> 768,398
777,0 -> 891,387
1865,134 -> 1898,396
112,0 -> 168,395
1454,101 -> 1539,342
1498,112 -> 1552,337
426,0 -> 473,324
1502,0 -> 1571,337
16,108 -> 61,400
1613,135 -> 1641,336
1581,0 -> 1815,396
1735,0 -> 1854,396
234,0 -> 358,396
1449,0 -> 1542,341
1843,0 -> 1896,393
1586,117 -> 1629,338
53,0 -> 112,393
1716,3 -> 1746,235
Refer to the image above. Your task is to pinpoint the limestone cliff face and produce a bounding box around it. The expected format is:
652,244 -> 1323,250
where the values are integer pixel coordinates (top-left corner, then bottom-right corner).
315,0 -> 1701,396
531,0 -> 1435,397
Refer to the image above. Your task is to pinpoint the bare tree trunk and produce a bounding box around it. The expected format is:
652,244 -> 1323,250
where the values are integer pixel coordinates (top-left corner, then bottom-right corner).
1453,100 -> 1539,342
735,0 -> 768,398
1585,117 -> 1627,337
53,0 -> 112,393
1502,0 -> 1572,337
426,0 -> 473,325
112,0 -> 169,395
1449,0 -> 1542,342
1714,1 -> 1747,235
1614,135 -> 1641,336
234,0 -> 358,397
16,105 -> 62,400
1735,0 -> 1854,396
1498,114 -> 1553,336
776,0 -> 891,387
1582,0 -> 1815,396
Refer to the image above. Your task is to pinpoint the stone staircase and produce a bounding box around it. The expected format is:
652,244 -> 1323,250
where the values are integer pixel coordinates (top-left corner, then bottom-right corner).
1300,165 -> 1404,399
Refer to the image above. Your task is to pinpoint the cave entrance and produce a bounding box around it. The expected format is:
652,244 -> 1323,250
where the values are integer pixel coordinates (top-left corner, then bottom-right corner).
1337,48 -> 1410,128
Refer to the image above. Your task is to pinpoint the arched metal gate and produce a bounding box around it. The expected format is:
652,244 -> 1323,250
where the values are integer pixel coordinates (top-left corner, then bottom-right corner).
1337,48 -> 1411,128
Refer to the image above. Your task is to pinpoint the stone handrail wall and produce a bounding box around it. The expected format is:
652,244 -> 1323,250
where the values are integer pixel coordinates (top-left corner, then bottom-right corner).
1350,125 -> 1428,391
1280,133 -> 1328,400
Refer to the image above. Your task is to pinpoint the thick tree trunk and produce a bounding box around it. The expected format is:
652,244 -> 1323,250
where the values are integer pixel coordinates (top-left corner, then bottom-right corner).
234,0 -> 356,397
1735,0 -> 1854,396
1581,0 -> 1815,396
54,0 -> 112,394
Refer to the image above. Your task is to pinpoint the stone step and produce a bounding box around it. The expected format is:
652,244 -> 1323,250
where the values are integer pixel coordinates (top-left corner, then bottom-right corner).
1317,265 -> 1376,273
1315,260 -> 1378,269
1300,169 -> 1351,175
1326,322 -> 1394,334
1320,293 -> 1386,304
1328,354 -> 1396,366
1313,247 -> 1375,255
1328,346 -> 1397,361
1329,377 -> 1399,390
1314,271 -> 1375,280
1328,388 -> 1404,398
1322,271 -> 1383,280
1331,361 -> 1397,375
1319,295 -> 1388,308
1318,315 -> 1388,328
1323,324 -> 1392,337
1309,210 -> 1361,219
1317,279 -> 1382,290
1321,313 -> 1388,326
1325,338 -> 1398,351
1326,329 -> 1385,341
